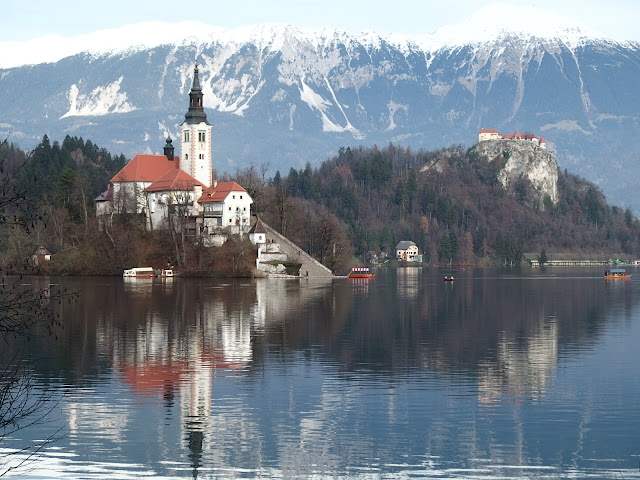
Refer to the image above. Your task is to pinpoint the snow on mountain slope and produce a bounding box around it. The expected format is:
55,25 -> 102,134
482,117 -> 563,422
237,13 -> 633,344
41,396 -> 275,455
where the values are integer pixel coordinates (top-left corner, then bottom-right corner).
61,76 -> 137,118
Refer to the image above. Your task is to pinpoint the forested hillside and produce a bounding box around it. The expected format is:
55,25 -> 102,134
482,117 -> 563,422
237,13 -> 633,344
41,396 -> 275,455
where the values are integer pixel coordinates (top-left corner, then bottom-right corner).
2,136 -> 639,275
0,135 -> 126,268
257,143 -> 640,268
17,135 -> 127,217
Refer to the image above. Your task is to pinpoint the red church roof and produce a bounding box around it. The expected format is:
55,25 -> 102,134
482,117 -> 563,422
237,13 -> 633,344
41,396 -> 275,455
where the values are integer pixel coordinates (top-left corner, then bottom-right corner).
198,182 -> 247,203
110,154 -> 181,183
145,169 -> 203,192
479,128 -> 500,134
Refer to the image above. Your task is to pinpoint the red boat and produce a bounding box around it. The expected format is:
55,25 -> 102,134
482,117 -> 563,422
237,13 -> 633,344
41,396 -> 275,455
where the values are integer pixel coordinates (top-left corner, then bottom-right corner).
348,267 -> 375,279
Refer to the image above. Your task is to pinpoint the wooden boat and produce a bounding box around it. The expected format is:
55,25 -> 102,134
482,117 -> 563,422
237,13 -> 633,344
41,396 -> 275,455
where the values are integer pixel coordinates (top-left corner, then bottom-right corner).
123,267 -> 157,278
603,268 -> 632,279
443,275 -> 455,282
348,267 -> 375,279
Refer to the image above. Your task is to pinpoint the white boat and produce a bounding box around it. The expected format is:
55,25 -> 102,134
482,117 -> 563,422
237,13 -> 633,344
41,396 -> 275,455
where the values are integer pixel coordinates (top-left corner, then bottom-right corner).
123,267 -> 157,278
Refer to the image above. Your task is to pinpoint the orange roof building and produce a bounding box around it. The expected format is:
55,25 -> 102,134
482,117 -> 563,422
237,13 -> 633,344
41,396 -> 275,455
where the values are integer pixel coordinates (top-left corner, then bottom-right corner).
99,65 -> 254,239
198,182 -> 253,229
478,128 -> 547,150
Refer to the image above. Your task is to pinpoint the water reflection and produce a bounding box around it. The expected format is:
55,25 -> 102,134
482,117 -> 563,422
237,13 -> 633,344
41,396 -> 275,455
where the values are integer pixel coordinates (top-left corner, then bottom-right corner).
4,269 -> 640,478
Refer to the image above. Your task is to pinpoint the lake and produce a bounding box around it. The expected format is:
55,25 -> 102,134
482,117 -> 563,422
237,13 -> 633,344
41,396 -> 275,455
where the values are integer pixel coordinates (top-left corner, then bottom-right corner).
2,267 -> 640,479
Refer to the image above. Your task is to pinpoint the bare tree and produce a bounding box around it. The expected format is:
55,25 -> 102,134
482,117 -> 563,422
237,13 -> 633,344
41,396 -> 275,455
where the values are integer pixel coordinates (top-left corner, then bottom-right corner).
0,352 -> 64,477
226,235 -> 253,277
0,138 -> 76,476
273,177 -> 295,236
234,163 -> 269,215
163,190 -> 205,270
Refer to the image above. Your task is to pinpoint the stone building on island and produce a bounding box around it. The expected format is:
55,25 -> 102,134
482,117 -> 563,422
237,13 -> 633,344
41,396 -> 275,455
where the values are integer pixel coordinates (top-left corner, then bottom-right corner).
96,64 -> 253,246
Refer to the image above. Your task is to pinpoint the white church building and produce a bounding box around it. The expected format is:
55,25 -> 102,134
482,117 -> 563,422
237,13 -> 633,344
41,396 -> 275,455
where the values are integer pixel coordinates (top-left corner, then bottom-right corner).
96,64 -> 253,244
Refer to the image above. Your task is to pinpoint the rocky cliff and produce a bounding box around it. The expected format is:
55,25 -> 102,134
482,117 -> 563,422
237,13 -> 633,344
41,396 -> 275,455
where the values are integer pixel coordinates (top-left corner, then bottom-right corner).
473,140 -> 559,208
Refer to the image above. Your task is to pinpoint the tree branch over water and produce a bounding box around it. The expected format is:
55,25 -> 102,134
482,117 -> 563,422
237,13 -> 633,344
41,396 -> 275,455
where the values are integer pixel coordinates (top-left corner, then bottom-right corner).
0,137 -> 76,477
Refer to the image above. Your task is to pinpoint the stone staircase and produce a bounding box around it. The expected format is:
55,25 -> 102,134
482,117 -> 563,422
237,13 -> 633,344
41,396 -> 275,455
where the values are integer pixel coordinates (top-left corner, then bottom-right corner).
258,219 -> 333,277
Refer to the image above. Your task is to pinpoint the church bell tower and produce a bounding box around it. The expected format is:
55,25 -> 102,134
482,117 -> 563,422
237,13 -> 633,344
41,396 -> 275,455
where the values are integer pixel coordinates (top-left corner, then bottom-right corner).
179,63 -> 213,187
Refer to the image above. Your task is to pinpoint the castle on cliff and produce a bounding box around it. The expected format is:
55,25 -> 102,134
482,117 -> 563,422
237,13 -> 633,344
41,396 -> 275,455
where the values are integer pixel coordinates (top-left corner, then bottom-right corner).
478,128 -> 547,149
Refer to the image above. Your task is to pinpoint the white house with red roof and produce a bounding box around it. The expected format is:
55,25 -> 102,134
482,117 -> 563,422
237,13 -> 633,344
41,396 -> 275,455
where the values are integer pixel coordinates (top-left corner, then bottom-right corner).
478,128 -> 547,149
145,167 -> 204,231
478,128 -> 501,142
198,181 -> 252,231
97,64 -> 253,239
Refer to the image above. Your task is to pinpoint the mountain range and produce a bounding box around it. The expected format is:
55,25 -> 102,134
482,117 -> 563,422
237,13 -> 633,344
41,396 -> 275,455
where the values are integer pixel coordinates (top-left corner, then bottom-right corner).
2,6 -> 640,211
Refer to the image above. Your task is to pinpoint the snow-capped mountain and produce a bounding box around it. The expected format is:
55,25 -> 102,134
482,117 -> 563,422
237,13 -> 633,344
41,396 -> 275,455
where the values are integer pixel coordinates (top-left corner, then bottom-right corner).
2,8 -> 640,210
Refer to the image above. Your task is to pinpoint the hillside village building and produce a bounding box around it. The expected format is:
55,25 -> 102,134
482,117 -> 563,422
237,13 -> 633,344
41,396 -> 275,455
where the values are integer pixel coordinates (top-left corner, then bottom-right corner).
96,64 -> 253,245
396,241 -> 420,262
478,128 -> 547,149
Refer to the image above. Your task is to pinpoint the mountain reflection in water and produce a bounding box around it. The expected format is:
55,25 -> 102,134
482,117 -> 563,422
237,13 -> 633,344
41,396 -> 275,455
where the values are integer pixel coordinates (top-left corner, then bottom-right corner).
2,268 -> 640,479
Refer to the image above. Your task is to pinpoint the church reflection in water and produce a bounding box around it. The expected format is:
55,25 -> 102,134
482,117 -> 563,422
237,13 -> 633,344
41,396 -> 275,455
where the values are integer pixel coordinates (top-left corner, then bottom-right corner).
109,278 -> 335,476
33,269 -> 631,478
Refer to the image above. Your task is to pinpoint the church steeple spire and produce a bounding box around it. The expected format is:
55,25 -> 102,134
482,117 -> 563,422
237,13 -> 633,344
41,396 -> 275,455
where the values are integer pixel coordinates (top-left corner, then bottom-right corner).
184,62 -> 210,125
179,61 -> 213,188
191,63 -> 202,91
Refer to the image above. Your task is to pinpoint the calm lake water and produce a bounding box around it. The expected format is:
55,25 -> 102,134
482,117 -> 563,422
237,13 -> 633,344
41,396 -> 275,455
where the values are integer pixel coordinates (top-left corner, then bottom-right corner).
2,267 -> 640,479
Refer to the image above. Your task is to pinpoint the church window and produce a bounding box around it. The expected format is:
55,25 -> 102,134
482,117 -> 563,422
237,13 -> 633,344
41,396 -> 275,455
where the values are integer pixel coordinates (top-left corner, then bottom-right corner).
185,154 -> 189,160
198,132 -> 206,142
184,131 -> 190,142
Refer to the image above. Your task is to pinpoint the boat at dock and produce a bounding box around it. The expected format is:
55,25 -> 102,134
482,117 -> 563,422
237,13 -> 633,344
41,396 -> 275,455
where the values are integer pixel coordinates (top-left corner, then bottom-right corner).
348,267 -> 375,279
443,275 -> 455,282
123,267 -> 157,278
603,268 -> 632,279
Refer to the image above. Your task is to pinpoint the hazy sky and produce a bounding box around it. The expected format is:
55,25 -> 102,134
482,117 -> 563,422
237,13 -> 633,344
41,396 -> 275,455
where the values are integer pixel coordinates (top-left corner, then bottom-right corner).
4,0 -> 640,42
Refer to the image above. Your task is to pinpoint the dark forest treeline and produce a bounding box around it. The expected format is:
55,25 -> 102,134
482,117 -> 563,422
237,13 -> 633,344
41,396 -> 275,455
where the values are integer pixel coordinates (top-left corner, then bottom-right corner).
2,136 -> 640,274
0,135 -> 128,270
17,134 -> 127,220
257,143 -> 640,268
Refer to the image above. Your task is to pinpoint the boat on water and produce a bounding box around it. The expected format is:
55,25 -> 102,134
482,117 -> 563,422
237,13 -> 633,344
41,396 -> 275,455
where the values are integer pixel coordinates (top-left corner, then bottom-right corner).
159,269 -> 174,277
348,267 -> 375,279
443,275 -> 455,282
123,267 -> 157,278
603,268 -> 632,279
